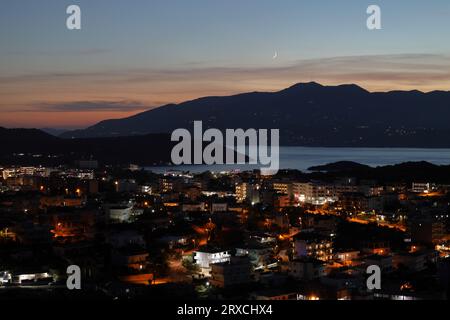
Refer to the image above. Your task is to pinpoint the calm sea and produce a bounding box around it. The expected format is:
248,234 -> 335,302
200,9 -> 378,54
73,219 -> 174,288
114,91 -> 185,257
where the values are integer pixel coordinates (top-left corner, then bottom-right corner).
147,147 -> 450,174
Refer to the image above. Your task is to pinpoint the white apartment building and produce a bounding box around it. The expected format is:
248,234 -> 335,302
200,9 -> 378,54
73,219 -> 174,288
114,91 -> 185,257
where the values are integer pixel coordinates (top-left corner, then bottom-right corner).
412,182 -> 431,193
293,182 -> 336,205
194,248 -> 231,276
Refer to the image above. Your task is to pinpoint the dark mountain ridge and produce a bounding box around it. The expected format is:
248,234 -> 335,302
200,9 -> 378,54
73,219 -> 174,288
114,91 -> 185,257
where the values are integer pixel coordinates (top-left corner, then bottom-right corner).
60,82 -> 450,147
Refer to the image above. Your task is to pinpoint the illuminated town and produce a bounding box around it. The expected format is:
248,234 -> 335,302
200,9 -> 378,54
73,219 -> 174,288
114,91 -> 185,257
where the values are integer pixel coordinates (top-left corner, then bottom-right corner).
1,163 -> 449,300
2,1 -> 450,307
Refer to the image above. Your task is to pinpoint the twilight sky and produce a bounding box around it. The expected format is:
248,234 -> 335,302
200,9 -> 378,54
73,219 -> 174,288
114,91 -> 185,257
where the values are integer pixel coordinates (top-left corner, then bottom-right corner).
2,0 -> 450,128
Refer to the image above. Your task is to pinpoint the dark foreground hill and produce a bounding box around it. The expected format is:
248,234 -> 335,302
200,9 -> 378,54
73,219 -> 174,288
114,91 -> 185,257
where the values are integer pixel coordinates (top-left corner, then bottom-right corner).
0,127 -> 173,166
271,161 -> 450,185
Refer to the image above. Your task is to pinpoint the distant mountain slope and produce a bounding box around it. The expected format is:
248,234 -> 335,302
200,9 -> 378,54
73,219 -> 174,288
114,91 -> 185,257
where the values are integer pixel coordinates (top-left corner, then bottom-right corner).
308,161 -> 371,172
60,82 -> 450,147
40,128 -> 69,136
305,161 -> 450,184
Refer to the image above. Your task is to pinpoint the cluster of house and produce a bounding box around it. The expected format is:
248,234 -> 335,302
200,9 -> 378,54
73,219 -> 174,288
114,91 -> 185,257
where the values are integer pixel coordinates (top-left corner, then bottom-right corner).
190,227 -> 445,300
0,165 -> 449,299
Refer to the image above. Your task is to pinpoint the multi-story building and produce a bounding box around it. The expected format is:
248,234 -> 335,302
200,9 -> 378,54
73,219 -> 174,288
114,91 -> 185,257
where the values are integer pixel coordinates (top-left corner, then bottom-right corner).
236,243 -> 273,270
159,177 -> 183,193
408,217 -> 446,245
210,256 -> 252,288
412,182 -> 431,193
112,248 -> 149,271
335,251 -> 360,265
272,182 -> 293,198
293,182 -> 338,205
2,166 -> 50,179
107,206 -> 132,223
293,232 -> 333,261
194,247 -> 232,276
211,203 -> 228,213
235,182 -> 260,204
333,184 -> 360,198
287,258 -> 326,280
274,194 -> 291,208
182,202 -> 206,212
393,250 -> 438,273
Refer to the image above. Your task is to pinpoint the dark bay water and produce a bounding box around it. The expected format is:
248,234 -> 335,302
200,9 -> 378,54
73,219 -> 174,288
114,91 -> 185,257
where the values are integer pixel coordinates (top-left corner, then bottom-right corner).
147,147 -> 450,174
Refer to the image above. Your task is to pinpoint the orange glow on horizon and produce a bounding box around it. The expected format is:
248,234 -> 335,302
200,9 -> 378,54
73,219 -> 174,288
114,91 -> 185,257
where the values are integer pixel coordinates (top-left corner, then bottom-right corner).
3,76 -> 450,128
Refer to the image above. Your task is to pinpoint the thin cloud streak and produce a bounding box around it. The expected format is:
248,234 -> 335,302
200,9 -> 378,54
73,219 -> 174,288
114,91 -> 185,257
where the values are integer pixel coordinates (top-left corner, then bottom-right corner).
27,100 -> 149,113
1,53 -> 450,88
1,48 -> 112,56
